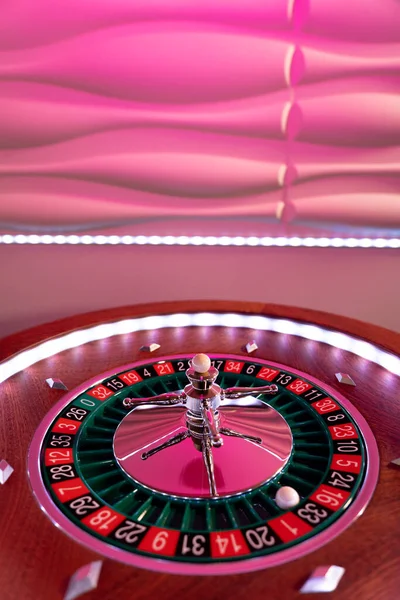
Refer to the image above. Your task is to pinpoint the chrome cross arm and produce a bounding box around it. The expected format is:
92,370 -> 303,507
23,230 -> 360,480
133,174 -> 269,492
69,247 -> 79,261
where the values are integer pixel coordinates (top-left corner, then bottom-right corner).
222,384 -> 278,399
123,392 -> 186,409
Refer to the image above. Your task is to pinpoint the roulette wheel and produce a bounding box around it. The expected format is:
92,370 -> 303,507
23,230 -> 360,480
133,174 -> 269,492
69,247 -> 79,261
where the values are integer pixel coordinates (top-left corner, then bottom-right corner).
0,300 -> 399,600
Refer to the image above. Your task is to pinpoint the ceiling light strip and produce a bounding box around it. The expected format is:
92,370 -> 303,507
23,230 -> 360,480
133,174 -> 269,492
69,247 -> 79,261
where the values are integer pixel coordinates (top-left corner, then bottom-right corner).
0,234 -> 399,248
0,313 -> 399,385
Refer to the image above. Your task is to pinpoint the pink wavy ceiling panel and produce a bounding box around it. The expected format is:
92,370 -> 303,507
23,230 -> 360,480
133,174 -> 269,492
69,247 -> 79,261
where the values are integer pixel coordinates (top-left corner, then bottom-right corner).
0,0 -> 399,235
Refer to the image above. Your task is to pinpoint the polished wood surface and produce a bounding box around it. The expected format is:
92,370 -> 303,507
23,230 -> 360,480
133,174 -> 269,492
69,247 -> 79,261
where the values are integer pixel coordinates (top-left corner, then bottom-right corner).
0,302 -> 399,600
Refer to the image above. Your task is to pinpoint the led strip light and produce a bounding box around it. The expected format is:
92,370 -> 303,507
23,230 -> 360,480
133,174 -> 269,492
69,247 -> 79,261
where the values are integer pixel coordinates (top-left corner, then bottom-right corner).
0,235 -> 399,248
0,313 -> 399,384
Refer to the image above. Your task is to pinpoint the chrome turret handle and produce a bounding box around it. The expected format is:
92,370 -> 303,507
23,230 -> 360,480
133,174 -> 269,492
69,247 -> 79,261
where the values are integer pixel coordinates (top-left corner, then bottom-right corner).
121,353 -> 279,497
123,392 -> 186,409
223,384 -> 278,399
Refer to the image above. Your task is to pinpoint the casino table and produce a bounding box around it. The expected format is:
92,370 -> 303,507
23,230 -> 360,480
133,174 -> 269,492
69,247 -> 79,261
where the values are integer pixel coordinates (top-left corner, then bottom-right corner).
0,300 -> 399,600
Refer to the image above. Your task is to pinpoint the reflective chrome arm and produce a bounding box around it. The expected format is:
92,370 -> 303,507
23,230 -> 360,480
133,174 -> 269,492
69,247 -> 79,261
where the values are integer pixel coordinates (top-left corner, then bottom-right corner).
220,427 -> 262,444
123,392 -> 186,409
202,437 -> 218,497
221,384 -> 278,400
141,431 -> 190,459
222,384 -> 278,399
